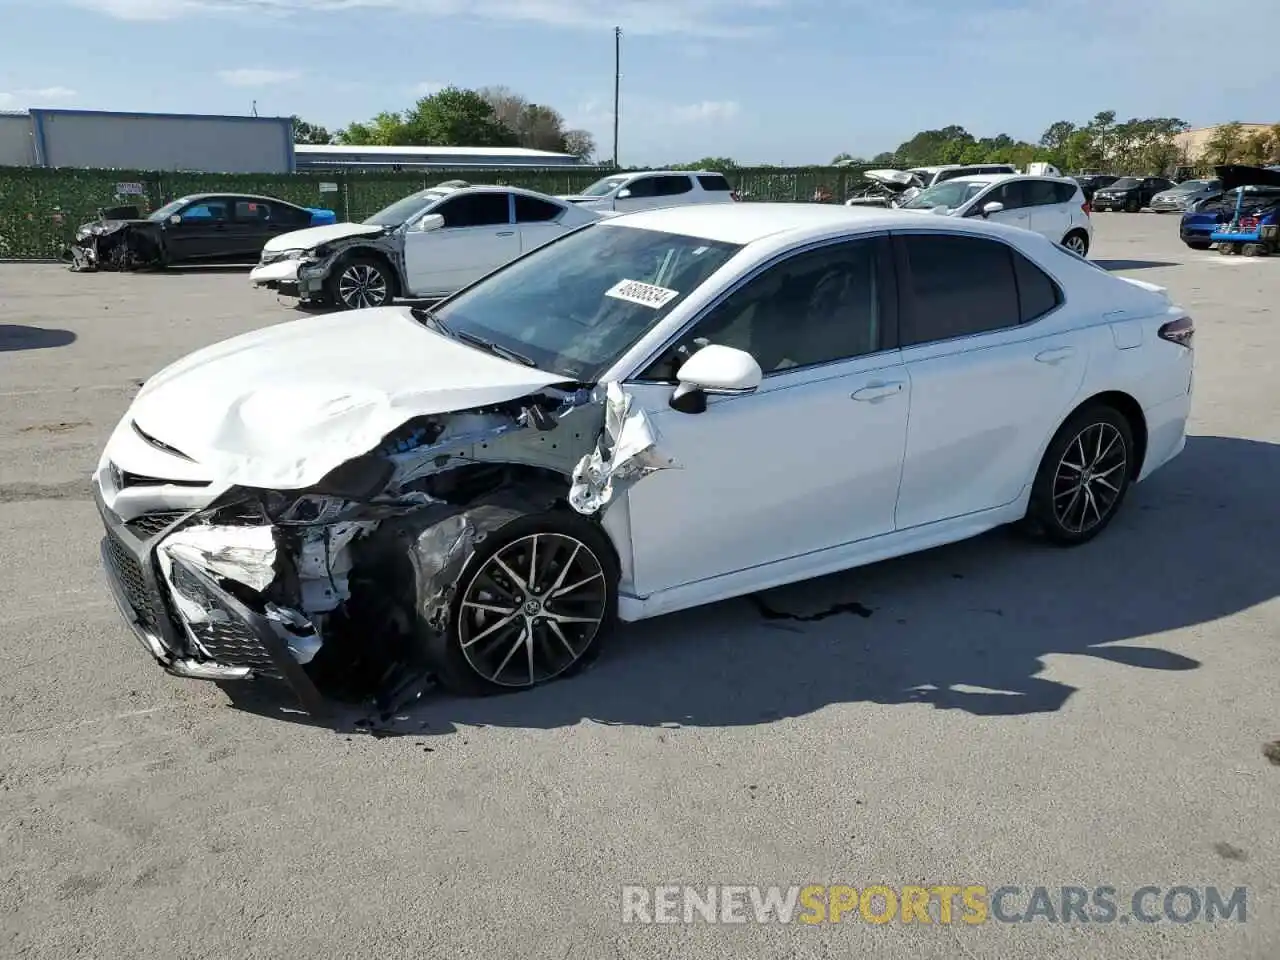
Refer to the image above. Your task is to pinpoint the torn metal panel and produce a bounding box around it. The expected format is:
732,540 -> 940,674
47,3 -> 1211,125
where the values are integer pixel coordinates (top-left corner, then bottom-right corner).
569,382 -> 678,515
68,220 -> 164,272
159,524 -> 278,593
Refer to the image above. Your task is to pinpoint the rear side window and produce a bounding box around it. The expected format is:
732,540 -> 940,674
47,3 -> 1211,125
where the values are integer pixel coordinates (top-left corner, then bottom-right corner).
1023,180 -> 1061,206
900,234 -> 1020,345
697,174 -> 732,192
234,200 -> 272,221
1051,182 -> 1078,203
654,175 -> 694,196
1012,250 -> 1063,322
514,194 -> 562,223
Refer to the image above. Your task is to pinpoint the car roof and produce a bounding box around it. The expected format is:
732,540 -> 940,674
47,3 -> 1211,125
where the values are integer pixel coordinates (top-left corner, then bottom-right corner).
600,202 -> 991,246
927,173 -> 1076,187
178,193 -> 303,208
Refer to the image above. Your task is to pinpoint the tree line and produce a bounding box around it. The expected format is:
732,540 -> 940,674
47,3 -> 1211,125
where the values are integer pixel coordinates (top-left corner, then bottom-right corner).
830,112 -> 1280,174
291,86 -> 595,159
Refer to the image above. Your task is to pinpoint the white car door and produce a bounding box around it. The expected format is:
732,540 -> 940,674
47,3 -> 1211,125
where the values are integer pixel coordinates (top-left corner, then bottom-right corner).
976,180 -> 1034,232
513,193 -> 570,253
890,231 -> 1089,530
402,191 -> 518,296
1025,179 -> 1072,243
621,236 -> 910,597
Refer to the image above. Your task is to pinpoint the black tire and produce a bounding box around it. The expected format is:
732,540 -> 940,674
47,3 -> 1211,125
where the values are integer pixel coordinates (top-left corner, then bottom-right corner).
427,511 -> 619,696
1061,230 -> 1090,256
1024,404 -> 1136,546
327,255 -> 396,310
1184,240 -> 1210,250
1126,196 -> 1139,213
1218,243 -> 1236,256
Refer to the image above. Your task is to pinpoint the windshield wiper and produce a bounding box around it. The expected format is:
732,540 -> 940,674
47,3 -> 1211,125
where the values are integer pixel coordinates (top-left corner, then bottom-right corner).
452,329 -> 537,367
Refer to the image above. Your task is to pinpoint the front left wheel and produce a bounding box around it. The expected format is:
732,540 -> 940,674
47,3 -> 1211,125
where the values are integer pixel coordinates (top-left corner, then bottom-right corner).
329,256 -> 396,310
428,512 -> 619,696
1024,404 -> 1135,546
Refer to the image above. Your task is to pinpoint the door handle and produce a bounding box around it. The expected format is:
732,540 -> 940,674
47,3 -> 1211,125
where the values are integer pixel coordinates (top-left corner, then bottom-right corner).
851,381 -> 904,402
1035,346 -> 1076,364
496,230 -> 515,237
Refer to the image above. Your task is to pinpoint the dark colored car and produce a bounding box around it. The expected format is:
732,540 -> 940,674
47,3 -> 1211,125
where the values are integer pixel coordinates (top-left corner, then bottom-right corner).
1091,176 -> 1175,213
1072,174 -> 1120,202
1180,165 -> 1280,250
69,193 -> 337,271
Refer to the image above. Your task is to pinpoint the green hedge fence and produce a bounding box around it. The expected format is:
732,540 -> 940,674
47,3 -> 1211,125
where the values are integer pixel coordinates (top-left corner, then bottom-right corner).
0,165 -> 871,260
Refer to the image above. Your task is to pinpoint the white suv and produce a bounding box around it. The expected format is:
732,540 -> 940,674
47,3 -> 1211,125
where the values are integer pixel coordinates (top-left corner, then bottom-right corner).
898,174 -> 1094,255
560,170 -> 737,214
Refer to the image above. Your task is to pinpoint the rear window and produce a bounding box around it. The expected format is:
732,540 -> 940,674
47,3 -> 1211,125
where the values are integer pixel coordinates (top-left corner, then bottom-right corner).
697,174 -> 732,193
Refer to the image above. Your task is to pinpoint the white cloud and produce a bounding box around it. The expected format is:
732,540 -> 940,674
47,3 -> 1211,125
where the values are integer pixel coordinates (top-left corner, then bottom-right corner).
0,86 -> 78,108
412,81 -> 446,96
217,68 -> 304,87
70,0 -> 786,37
671,100 -> 740,124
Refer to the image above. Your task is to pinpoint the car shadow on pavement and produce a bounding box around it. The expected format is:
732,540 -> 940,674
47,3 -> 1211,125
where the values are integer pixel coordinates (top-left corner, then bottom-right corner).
0,324 -> 76,351
1095,259 -> 1179,271
223,435 -> 1276,736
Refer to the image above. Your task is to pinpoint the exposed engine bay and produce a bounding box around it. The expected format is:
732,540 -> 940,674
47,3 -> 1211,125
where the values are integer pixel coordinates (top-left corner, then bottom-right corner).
68,215 -> 165,271
98,380 -> 674,721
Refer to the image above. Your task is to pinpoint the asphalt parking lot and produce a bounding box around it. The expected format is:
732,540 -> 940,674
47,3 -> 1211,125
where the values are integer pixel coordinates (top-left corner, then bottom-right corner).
1,213 -> 1277,959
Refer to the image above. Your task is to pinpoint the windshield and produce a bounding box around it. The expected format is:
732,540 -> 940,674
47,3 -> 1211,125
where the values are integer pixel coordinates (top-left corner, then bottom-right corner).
1171,179 -> 1215,193
578,175 -> 629,198
363,189 -> 450,227
432,223 -> 742,382
148,198 -> 190,221
902,179 -> 989,211
1108,178 -> 1140,190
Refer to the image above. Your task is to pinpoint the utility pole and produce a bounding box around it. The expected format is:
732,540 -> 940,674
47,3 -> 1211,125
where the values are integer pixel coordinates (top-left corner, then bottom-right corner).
612,26 -> 621,168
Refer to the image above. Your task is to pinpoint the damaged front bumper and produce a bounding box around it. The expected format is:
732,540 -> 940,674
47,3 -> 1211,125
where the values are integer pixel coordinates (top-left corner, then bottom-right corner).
94,484 -> 332,714
250,258 -> 302,296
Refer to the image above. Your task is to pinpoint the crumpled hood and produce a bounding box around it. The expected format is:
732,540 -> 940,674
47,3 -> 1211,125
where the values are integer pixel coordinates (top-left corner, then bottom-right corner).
262,221 -> 387,254
77,218 -> 145,237
129,307 -> 566,490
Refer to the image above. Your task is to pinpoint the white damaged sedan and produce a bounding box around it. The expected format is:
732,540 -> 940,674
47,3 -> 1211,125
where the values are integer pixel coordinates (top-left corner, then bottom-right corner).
95,204 -> 1194,717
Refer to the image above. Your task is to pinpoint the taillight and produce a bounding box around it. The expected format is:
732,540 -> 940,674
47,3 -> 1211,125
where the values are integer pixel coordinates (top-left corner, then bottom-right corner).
1082,200 -> 1092,216
1158,315 -> 1194,347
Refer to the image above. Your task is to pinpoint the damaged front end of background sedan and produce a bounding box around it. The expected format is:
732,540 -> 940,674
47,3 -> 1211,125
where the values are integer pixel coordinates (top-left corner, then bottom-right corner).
68,207 -> 165,272
97,367 -> 672,721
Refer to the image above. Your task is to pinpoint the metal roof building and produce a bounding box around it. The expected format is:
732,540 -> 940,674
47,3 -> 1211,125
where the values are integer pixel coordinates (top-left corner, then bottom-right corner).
0,108 -> 294,172
294,144 -> 593,171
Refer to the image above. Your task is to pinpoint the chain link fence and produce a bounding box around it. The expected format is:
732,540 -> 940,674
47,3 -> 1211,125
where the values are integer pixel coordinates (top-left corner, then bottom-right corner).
0,165 -> 869,260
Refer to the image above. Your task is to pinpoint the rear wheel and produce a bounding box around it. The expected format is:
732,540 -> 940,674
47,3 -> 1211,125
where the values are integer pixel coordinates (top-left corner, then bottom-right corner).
1125,196 -> 1139,212
1024,404 -> 1135,546
328,256 -> 396,310
1061,230 -> 1090,256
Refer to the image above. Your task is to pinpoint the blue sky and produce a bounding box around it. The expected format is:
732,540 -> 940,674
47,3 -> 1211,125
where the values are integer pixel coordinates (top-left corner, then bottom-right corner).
1,0 -> 1277,165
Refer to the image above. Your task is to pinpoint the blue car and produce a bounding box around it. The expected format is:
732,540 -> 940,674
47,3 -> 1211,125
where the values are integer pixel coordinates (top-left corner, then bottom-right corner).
1180,165 -> 1280,251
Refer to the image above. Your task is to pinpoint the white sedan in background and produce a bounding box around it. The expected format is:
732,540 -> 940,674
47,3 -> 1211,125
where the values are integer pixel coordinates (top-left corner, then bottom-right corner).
897,173 -> 1095,255
96,204 -> 1192,713
249,184 -> 601,309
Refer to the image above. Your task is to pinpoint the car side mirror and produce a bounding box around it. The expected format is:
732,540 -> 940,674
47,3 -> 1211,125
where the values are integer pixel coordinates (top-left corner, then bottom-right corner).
414,213 -> 445,232
169,214 -> 181,224
669,344 -> 762,414
616,188 -> 632,199
982,201 -> 1004,218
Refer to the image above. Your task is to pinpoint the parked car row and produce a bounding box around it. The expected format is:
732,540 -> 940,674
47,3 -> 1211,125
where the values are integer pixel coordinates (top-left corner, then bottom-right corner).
92,198 -> 1195,713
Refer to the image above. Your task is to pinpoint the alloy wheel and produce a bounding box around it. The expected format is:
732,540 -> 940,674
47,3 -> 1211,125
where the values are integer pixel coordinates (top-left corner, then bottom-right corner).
1063,234 -> 1088,255
338,264 -> 388,309
457,533 -> 607,687
1052,422 -> 1129,535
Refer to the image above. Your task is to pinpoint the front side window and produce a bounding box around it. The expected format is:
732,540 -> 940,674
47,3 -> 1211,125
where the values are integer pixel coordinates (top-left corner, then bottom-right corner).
899,234 -> 1020,345
179,200 -> 228,222
432,224 -> 741,382
641,239 -> 881,380
623,177 -> 658,198
434,192 -> 511,228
